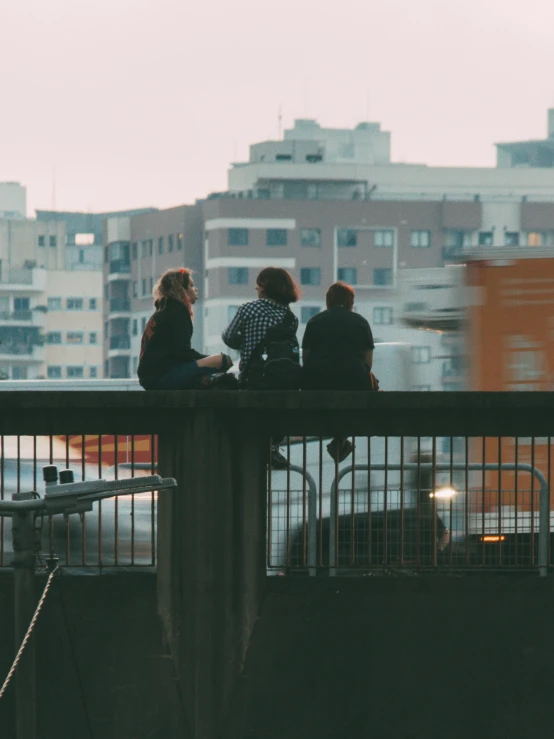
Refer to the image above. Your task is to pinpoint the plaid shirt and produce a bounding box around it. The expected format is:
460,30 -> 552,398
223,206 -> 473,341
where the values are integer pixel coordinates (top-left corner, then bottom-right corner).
222,298 -> 298,381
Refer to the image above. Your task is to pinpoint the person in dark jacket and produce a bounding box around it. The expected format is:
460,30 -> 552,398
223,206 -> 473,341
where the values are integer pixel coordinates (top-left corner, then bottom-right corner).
301,281 -> 376,462
138,268 -> 235,390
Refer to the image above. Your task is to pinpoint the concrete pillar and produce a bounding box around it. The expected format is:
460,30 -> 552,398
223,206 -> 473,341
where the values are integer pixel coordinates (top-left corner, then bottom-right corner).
157,408 -> 267,739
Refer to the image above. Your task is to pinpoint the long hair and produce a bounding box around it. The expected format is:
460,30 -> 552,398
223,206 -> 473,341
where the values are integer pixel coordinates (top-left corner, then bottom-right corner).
256,267 -> 301,305
153,268 -> 194,317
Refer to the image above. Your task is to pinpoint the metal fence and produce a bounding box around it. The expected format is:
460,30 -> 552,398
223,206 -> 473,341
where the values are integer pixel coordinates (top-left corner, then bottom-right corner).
0,434 -> 157,569
267,435 -> 552,576
2,430 -> 552,576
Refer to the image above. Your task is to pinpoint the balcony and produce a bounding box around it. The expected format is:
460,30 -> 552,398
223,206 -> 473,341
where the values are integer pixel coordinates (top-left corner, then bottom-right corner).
108,260 -> 131,279
109,335 -> 131,351
109,297 -> 131,314
0,310 -> 46,328
0,342 -> 44,362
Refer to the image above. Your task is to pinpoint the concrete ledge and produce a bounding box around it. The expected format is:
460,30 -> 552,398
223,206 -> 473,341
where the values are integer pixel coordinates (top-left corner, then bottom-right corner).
0,390 -> 551,436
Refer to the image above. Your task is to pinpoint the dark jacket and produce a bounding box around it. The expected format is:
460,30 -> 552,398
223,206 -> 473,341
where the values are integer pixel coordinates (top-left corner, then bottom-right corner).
137,299 -> 205,389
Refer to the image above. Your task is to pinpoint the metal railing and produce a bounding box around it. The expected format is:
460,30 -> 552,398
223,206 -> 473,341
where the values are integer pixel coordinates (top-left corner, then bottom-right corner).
267,435 -> 552,576
109,297 -> 131,312
0,434 -> 158,569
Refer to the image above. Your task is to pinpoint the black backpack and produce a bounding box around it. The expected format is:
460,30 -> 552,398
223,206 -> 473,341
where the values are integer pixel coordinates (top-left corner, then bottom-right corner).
246,310 -> 301,390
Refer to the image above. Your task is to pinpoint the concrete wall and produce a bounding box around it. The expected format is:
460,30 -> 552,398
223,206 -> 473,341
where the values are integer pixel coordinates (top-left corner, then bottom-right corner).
0,572 -> 183,739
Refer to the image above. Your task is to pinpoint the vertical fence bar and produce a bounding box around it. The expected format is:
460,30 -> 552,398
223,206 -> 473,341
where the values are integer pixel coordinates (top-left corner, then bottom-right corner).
267,436 -> 273,569
383,437 -> 388,565
416,437 -> 421,568
81,435 -> 86,566
0,436 -> 4,566
114,435 -> 119,566
531,436 -> 535,567
98,434 -> 103,569
432,437 -> 437,567
497,436 -> 502,568
285,437 -> 291,568
400,437 -> 405,566
301,437 -> 307,567
150,434 -> 156,566
480,437 -> 485,567
318,437 -> 323,569
464,436 -> 470,567
514,437 -> 519,567
350,437 -> 356,566
329,438 -> 339,576
130,435 -> 136,565
367,436 -> 372,566
448,436 -> 454,568
539,437 -> 549,577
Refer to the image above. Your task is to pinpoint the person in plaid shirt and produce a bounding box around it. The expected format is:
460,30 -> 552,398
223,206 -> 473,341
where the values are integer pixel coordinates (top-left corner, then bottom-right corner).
222,267 -> 301,467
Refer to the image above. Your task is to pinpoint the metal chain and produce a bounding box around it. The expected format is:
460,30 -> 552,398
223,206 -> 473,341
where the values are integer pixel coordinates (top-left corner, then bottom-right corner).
0,566 -> 59,700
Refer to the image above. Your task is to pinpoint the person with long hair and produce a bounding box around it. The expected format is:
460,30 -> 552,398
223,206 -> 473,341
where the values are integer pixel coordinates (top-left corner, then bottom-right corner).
301,281 -> 376,462
222,266 -> 301,467
138,268 -> 235,390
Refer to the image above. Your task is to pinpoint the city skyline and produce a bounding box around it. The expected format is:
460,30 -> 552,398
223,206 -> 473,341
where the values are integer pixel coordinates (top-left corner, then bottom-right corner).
1,0 -> 554,215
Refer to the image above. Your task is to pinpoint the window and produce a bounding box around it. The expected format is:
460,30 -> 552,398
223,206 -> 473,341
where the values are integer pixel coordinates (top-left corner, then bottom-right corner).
373,307 -> 393,325
47,366 -> 62,379
14,297 -> 30,312
505,232 -> 519,246
412,346 -> 431,364
89,298 -> 97,310
266,228 -> 287,246
528,232 -> 545,247
67,298 -> 83,310
90,367 -> 98,379
158,237 -> 164,254
177,233 -> 183,250
337,229 -> 357,247
132,242 -> 138,260
142,278 -> 147,296
148,239 -> 153,256
141,317 -> 147,331
301,228 -> 321,247
141,241 -> 147,258
337,267 -> 357,284
67,366 -> 84,378
132,319 -> 138,336
105,360 -> 110,376
78,249 -> 85,264
227,305 -> 240,322
373,268 -> 393,286
410,230 -> 431,248
67,332 -> 84,344
228,228 -> 248,246
49,235 -> 57,247
168,235 -> 174,252
301,306 -> 320,323
104,245 -> 109,263
12,367 -> 28,380
149,277 -> 154,293
47,297 -> 62,311
38,235 -> 45,247
374,230 -> 394,248
89,332 -> 97,344
47,332 -> 62,344
300,268 -> 321,286
478,231 -> 493,246
228,267 -> 248,285
133,281 -> 138,298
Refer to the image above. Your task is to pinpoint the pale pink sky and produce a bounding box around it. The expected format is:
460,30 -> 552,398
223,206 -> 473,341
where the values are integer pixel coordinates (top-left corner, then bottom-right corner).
0,0 -> 553,216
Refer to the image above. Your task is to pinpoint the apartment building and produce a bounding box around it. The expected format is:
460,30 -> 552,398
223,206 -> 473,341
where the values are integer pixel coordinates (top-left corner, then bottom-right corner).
0,182 -> 26,219
103,206 -> 203,379
103,110 -> 554,390
0,205 -> 154,380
